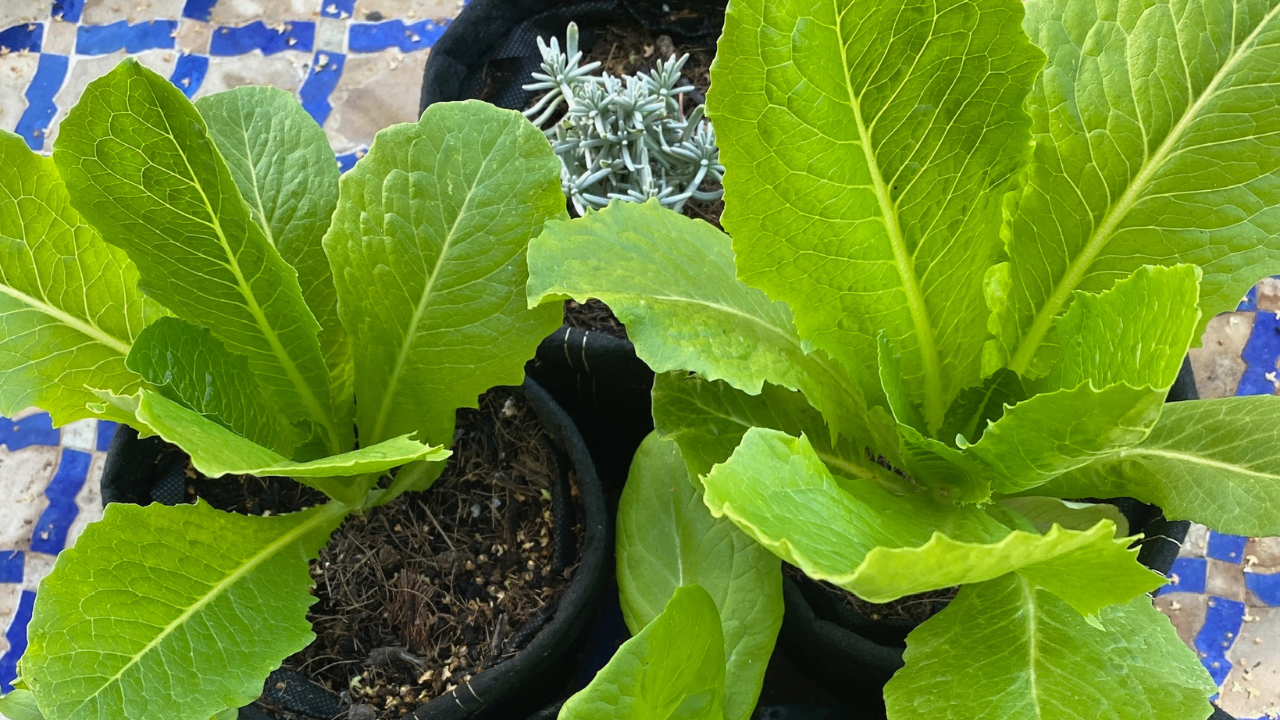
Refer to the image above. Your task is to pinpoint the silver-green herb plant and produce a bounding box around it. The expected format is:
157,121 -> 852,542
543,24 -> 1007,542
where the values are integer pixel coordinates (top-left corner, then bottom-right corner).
528,0 -> 1280,716
0,58 -> 564,720
524,22 -> 724,214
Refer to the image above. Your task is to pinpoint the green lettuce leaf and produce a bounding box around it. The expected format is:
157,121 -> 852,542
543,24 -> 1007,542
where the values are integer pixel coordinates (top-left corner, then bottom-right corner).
884,574 -> 1216,720
712,0 -> 1044,429
324,100 -> 563,454
52,58 -> 345,454
527,199 -> 893,453
0,130 -> 163,426
1000,0 -> 1280,375
127,317 -> 299,456
0,689 -> 44,720
617,434 -> 781,720
938,369 -> 1027,446
1000,497 -> 1129,535
704,428 -> 1161,612
24,501 -> 348,720
135,390 -> 447,503
1041,395 -> 1280,536
195,86 -> 353,432
559,585 -> 725,720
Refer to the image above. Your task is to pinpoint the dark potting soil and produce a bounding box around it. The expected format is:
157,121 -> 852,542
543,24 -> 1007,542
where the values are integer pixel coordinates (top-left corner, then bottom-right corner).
785,565 -> 957,626
188,388 -> 584,719
563,299 -> 628,339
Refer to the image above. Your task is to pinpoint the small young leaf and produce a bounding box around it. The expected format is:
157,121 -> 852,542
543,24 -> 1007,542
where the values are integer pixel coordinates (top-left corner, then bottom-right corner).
195,86 -> 353,427
24,501 -> 348,720
559,585 -> 726,720
0,130 -> 164,426
884,575 -> 1216,720
0,689 -> 45,720
128,317 -> 299,456
325,100 -> 564,448
618,434 -> 781,720
713,0 -> 1044,429
528,199 -> 892,451
938,369 -> 1027,446
1041,395 -> 1280,536
53,58 -> 345,453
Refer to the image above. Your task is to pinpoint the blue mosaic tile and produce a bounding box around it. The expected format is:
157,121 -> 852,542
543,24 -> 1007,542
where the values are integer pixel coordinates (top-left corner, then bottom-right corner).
96,421 -> 118,452
1207,532 -> 1249,564
322,0 -> 358,18
1196,597 -> 1247,686
348,19 -> 448,53
0,413 -> 60,451
0,552 -> 22,584
1238,309 -> 1280,396
13,52 -> 68,151
182,0 -> 218,21
1239,285 -> 1260,312
210,20 -> 315,56
29,449 -> 92,556
76,20 -> 178,55
1245,571 -> 1280,607
170,53 -> 209,97
0,23 -> 44,53
1159,556 -> 1208,596
336,147 -> 365,173
0,590 -> 35,693
53,0 -> 86,23
299,51 -> 344,126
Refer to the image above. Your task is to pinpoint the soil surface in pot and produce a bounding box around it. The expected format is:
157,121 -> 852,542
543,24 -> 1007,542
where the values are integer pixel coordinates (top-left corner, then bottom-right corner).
786,566 -> 957,626
187,388 -> 584,719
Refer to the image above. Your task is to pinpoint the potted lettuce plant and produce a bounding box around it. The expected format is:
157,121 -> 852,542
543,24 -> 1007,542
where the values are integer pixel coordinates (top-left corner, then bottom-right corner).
0,58 -> 609,720
525,0 -> 1280,716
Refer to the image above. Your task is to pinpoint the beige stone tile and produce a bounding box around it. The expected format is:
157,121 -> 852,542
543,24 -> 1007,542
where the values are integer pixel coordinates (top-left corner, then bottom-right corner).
192,50 -> 309,98
0,1 -> 48,27
1157,593 -> 1209,650
354,0 -> 461,22
0,583 -> 19,659
64,453 -> 105,552
82,0 -> 185,25
21,553 -> 55,593
210,0 -> 322,26
0,54 -> 39,137
323,48 -> 428,153
1208,557 -> 1248,602
315,15 -> 346,51
42,18 -> 78,55
1249,537 -> 1280,574
175,17 -> 213,54
45,49 -> 178,145
1191,312 -> 1254,399
1257,278 -> 1280,312
1219,606 -> 1280,718
1183,523 -> 1210,558
0,446 -> 59,550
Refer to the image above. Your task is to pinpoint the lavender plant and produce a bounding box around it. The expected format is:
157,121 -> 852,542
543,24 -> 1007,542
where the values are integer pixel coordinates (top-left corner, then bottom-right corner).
524,22 -> 724,214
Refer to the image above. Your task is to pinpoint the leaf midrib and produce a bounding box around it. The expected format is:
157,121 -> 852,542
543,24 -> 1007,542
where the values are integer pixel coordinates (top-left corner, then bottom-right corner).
1127,447 -> 1280,481
832,0 -> 946,430
1008,2 -> 1280,373
0,280 -> 131,355
61,501 -> 347,720
1019,576 -> 1045,720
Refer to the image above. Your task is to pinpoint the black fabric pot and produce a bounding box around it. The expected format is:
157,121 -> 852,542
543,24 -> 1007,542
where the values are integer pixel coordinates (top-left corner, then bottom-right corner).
776,357 -> 1204,719
101,378 -> 611,720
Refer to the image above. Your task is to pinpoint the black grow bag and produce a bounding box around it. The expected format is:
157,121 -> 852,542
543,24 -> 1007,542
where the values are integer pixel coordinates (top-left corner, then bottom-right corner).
776,357 -> 1211,719
419,0 -> 729,496
101,377 -> 611,720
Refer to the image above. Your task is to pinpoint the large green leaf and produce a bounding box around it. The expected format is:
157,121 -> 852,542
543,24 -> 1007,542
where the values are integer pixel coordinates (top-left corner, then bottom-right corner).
1042,395 -> 1280,536
195,86 -> 352,429
711,0 -> 1044,429
23,500 -> 348,720
884,574 -> 1216,720
1000,0 -> 1280,375
52,59 -> 344,454
324,100 -> 563,450
127,317 -> 298,456
704,428 -> 1160,611
617,434 -> 782,720
0,130 -> 163,425
528,199 -> 891,452
559,585 -> 725,720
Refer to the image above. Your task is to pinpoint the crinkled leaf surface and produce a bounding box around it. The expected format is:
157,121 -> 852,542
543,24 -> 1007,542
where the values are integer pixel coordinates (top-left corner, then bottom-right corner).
195,86 -> 352,427
704,428 -> 1160,610
712,0 -> 1043,429
938,369 -> 1027,446
52,58 -> 344,453
884,574 -> 1216,720
528,200 -> 889,451
325,100 -> 563,450
135,390 -> 447,502
24,501 -> 348,720
1000,0 -> 1280,375
127,316 -> 298,456
618,434 -> 781,720
0,130 -> 163,425
1042,395 -> 1280,537
559,585 -> 725,720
